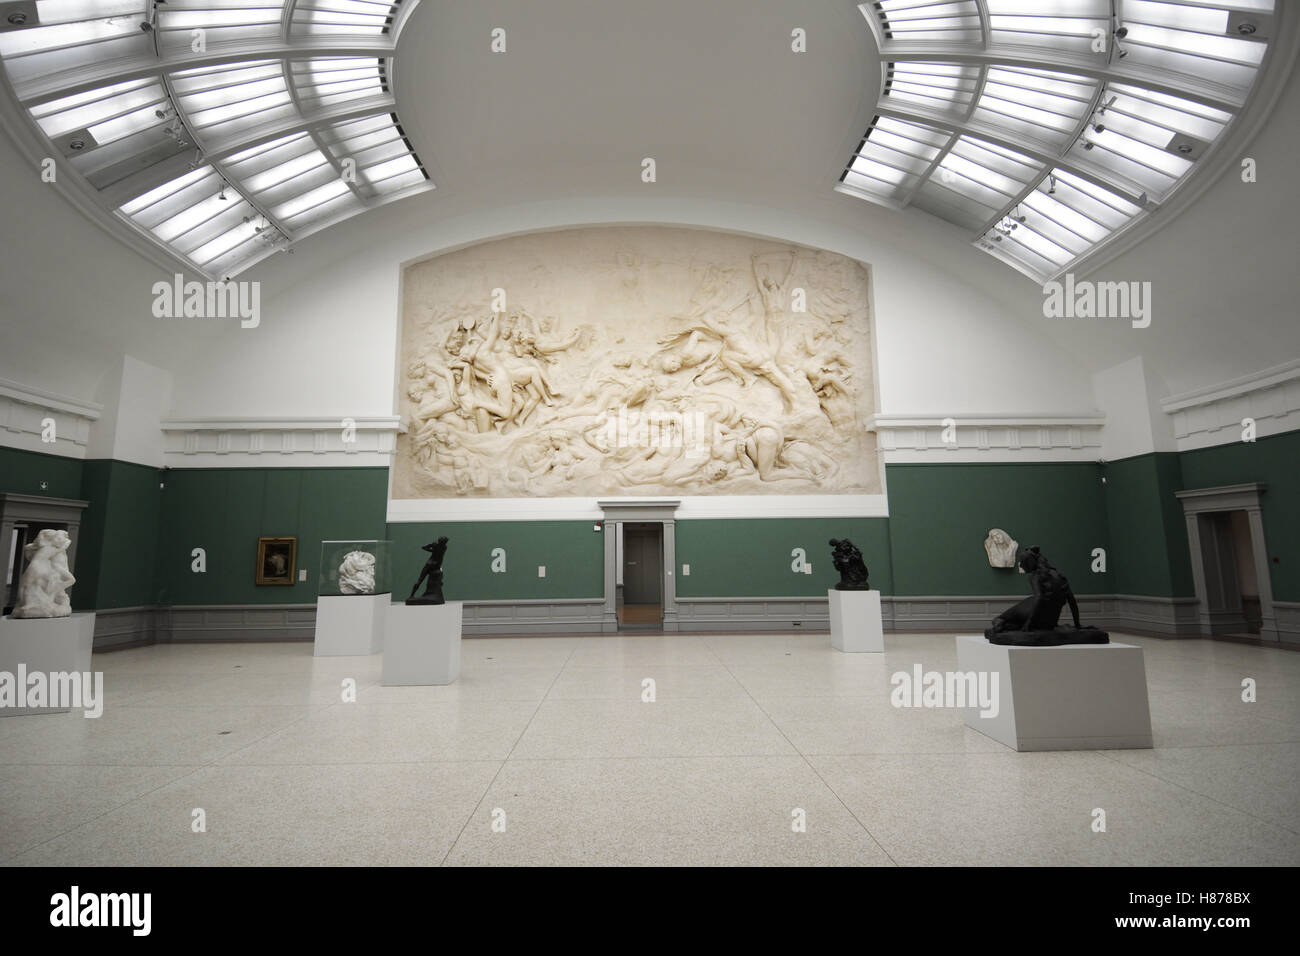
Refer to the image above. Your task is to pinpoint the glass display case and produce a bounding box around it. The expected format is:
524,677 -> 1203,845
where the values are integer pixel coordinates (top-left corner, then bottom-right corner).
318,540 -> 391,597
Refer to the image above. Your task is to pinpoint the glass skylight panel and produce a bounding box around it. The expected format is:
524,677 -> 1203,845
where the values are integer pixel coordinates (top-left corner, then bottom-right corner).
838,115 -> 949,202
154,1 -> 286,59
980,168 -> 1142,279
170,60 -> 296,143
872,1 -> 983,44
970,67 -> 1096,150
984,0 -> 1111,55
315,112 -> 427,199
29,76 -> 164,140
1118,2 -> 1271,94
883,62 -> 980,117
912,135 -> 1040,229
0,1 -> 151,87
290,0 -> 397,38
290,57 -> 388,112
1073,124 -> 1191,200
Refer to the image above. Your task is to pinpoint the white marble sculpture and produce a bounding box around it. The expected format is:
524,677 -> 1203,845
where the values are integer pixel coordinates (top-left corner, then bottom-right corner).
394,226 -> 880,498
12,528 -> 75,618
984,528 -> 1019,568
338,550 -> 377,595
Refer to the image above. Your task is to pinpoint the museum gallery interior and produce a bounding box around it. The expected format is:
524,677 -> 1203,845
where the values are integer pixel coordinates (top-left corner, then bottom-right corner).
0,0 -> 1297,870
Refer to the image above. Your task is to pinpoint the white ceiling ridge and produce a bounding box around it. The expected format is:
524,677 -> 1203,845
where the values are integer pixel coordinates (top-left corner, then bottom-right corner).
160,416 -> 402,430
1160,359 -> 1300,413
868,412 -> 1106,428
0,376 -> 104,420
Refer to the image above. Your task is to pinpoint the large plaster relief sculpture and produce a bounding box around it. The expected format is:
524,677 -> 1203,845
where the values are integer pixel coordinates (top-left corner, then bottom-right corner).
394,226 -> 880,498
11,529 -> 75,618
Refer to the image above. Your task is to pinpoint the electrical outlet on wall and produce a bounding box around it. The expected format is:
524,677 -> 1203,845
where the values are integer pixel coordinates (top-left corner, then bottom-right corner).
682,564 -> 690,576
538,566 -> 546,578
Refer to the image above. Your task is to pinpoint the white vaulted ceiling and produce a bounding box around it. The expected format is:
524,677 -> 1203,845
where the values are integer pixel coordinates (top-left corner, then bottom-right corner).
0,0 -> 1294,286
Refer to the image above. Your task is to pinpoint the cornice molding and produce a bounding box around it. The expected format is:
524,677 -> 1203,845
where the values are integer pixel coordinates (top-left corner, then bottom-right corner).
0,377 -> 102,458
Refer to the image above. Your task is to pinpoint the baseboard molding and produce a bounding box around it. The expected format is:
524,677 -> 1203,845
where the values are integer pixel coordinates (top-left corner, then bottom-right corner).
89,606 -> 161,650
462,599 -> 605,635
1273,601 -> 1300,645
676,597 -> 831,632
83,593 -> 1260,643
162,605 -> 317,643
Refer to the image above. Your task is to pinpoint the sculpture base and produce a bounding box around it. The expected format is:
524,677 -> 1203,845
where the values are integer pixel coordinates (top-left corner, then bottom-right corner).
956,635 -> 1152,751
985,626 -> 1109,646
833,584 -> 871,591
0,612 -> 96,716
313,594 -> 387,656
383,602 -> 462,685
404,595 -> 445,606
829,589 -> 884,653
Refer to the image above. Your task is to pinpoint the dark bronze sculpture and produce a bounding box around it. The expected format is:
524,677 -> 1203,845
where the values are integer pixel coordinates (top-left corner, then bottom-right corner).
828,538 -> 870,590
985,546 -> 1108,646
407,536 -> 449,605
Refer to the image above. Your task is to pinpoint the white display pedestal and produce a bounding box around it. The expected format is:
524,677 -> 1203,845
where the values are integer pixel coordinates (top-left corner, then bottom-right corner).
955,635 -> 1153,751
383,602 -> 462,685
0,612 -> 96,716
314,594 -> 388,656
829,589 -> 884,653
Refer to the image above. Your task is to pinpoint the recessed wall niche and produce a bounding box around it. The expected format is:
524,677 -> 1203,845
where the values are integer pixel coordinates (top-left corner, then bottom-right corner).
394,226 -> 880,499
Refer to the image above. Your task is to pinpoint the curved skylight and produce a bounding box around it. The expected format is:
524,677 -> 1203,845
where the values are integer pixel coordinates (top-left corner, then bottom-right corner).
0,0 -> 430,277
841,0 -> 1282,282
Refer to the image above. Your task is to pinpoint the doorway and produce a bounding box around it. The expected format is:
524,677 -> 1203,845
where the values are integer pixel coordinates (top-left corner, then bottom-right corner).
619,522 -> 663,630
1176,483 -> 1277,641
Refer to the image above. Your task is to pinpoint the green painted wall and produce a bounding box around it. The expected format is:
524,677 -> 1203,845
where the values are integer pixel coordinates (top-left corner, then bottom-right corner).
5,429 -> 1298,612
1178,430 -> 1300,602
0,445 -> 85,499
1102,453 -> 1195,598
387,521 -> 603,600
157,467 -> 388,605
74,460 -> 163,611
675,518 -> 891,597
884,462 -> 1109,596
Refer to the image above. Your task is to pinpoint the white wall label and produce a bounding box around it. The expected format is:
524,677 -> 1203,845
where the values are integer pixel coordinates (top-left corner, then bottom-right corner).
538,565 -> 546,578
682,563 -> 690,576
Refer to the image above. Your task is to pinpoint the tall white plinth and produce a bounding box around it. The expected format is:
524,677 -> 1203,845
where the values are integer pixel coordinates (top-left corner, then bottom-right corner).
955,635 -> 1153,752
829,590 -> 884,653
314,594 -> 388,656
0,612 -> 97,716
384,602 -> 462,685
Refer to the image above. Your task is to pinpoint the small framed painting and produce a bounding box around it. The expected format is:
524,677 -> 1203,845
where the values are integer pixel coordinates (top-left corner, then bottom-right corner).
256,537 -> 297,586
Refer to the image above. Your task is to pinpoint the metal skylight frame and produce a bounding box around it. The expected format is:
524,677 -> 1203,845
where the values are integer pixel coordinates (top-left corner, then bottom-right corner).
0,0 -> 431,278
844,0 -> 1293,282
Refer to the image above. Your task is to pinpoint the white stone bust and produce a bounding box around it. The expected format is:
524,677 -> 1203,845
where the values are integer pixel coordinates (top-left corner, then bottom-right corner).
12,528 -> 76,618
984,528 -> 1019,568
338,550 -> 377,595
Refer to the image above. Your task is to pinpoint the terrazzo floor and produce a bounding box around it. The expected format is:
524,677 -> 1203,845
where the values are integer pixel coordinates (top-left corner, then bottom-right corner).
2,632 -> 1297,866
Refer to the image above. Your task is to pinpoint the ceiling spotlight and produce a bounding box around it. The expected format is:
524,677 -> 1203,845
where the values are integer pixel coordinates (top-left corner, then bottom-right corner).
1093,123 -> 1106,134
155,109 -> 166,119
218,184 -> 228,200
139,21 -> 152,32
68,139 -> 86,151
1236,21 -> 1257,35
1114,26 -> 1128,39
1176,143 -> 1193,154
6,11 -> 28,25
1083,141 -> 1095,150
1047,174 -> 1057,195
